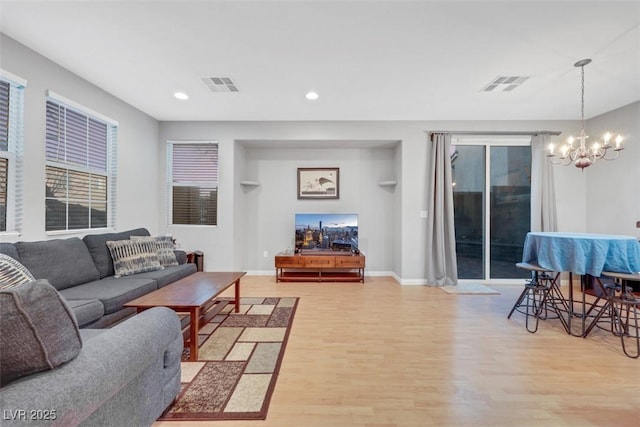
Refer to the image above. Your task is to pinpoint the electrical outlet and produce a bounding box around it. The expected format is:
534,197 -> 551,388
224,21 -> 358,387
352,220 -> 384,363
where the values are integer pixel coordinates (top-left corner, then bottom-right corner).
263,250 -> 268,258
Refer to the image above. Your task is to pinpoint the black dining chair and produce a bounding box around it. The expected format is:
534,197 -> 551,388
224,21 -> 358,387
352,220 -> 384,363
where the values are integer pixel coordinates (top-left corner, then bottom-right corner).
508,262 -> 565,333
582,277 -> 623,337
597,271 -> 640,358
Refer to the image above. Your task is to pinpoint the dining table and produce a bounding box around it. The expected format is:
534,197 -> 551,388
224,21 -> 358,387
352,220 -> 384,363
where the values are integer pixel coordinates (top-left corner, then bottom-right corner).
521,231 -> 640,336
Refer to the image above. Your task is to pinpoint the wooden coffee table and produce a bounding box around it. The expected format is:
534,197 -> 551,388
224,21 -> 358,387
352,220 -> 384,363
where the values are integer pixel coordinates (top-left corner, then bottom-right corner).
125,271 -> 246,361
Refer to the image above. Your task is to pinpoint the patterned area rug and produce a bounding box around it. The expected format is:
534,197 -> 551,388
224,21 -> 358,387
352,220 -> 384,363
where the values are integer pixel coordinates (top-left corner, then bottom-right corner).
439,283 -> 500,295
158,297 -> 298,421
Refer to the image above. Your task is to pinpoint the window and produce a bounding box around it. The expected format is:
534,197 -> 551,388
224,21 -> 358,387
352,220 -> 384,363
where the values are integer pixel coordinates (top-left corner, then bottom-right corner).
0,71 -> 26,234
167,141 -> 218,226
45,92 -> 117,232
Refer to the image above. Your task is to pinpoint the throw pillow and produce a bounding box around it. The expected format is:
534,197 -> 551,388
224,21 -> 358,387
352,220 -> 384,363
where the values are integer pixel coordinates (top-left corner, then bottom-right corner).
131,235 -> 178,267
0,253 -> 35,290
106,239 -> 164,278
0,279 -> 82,387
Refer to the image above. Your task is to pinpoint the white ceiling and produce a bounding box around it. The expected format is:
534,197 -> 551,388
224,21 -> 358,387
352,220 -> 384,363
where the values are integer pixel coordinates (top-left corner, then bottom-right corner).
1,1 -> 638,122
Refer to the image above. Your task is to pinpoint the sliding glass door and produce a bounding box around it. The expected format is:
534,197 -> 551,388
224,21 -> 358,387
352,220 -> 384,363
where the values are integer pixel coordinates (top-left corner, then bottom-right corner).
451,137 -> 531,281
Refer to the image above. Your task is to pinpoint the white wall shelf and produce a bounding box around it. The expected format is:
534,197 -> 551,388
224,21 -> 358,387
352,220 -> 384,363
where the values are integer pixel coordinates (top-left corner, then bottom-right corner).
239,181 -> 260,186
378,180 -> 397,187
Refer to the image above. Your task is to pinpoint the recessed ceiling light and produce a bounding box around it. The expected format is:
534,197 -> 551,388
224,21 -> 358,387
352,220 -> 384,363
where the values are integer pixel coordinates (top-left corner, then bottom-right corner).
305,91 -> 319,100
174,92 -> 189,100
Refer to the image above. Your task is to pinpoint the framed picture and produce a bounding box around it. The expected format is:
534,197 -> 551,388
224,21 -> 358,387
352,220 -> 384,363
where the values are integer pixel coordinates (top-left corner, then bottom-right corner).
297,168 -> 340,199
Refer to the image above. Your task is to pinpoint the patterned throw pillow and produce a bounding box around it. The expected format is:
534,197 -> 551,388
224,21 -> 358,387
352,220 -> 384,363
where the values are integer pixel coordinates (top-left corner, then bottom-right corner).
106,239 -> 164,278
0,253 -> 36,290
131,235 -> 178,267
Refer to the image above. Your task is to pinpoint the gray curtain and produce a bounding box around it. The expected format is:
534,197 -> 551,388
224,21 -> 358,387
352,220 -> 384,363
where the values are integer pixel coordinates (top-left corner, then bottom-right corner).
425,133 -> 458,286
530,134 -> 558,232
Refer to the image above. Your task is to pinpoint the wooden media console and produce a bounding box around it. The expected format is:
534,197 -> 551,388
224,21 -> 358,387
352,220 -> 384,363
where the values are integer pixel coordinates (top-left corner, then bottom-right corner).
275,251 -> 365,283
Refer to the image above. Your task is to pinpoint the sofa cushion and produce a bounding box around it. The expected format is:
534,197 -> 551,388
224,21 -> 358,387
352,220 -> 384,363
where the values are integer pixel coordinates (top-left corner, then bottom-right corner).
106,239 -> 164,278
0,279 -> 82,387
83,228 -> 150,278
15,238 -> 100,291
58,277 -> 157,315
78,328 -> 105,342
0,253 -> 35,290
0,243 -> 21,262
133,263 -> 197,288
65,299 -> 105,328
131,235 -> 179,267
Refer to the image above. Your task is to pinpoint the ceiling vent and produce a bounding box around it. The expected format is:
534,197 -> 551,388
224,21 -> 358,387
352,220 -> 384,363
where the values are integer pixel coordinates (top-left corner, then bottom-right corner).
201,76 -> 239,92
481,76 -> 530,92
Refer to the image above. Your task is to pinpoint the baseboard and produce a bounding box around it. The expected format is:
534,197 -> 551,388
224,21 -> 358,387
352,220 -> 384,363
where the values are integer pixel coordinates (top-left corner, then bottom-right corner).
244,270 -> 399,280
395,275 -> 428,285
245,270 -> 275,276
366,270 -> 396,277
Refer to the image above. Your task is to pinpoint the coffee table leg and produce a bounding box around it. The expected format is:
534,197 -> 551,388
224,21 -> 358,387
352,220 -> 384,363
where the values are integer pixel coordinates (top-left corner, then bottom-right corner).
190,306 -> 200,361
235,279 -> 241,313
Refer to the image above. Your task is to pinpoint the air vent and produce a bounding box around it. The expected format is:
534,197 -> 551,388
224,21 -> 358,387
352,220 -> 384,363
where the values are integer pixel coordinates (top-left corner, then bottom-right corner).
481,76 -> 530,92
201,76 -> 240,92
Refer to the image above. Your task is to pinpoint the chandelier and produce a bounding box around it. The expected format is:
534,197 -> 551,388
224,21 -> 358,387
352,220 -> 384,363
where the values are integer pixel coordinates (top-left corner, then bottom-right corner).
546,58 -> 624,170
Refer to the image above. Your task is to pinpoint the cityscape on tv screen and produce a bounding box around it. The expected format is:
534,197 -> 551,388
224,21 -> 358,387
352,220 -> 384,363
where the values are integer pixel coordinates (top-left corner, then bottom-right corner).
295,213 -> 358,251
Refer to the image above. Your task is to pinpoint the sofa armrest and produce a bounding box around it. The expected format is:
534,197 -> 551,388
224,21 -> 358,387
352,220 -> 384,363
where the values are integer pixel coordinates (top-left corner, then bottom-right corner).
0,307 -> 182,426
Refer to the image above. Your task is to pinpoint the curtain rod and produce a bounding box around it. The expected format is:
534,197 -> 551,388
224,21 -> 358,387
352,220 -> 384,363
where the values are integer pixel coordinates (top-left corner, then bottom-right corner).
426,130 -> 561,136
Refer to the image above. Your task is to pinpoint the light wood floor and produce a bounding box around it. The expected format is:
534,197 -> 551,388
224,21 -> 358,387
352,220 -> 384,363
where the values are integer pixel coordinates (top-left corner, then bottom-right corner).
154,276 -> 640,427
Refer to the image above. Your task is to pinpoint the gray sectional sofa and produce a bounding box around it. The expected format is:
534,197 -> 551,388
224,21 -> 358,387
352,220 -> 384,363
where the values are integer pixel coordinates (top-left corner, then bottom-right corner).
0,228 -> 198,426
0,227 -> 196,328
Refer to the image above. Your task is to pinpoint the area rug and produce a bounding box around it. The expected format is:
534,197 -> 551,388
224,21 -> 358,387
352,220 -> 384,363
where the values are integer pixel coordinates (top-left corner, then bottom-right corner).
158,296 -> 298,421
439,283 -> 500,295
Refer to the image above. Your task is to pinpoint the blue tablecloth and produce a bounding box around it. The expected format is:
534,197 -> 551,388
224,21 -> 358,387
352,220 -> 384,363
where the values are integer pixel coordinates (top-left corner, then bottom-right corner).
522,232 -> 640,276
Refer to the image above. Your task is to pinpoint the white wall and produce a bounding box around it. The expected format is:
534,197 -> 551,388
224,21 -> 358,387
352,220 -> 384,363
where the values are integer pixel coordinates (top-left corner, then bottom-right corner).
159,120 -> 598,282
5,33 -> 637,281
0,34 -> 162,242
240,145 -> 397,274
584,101 -> 640,238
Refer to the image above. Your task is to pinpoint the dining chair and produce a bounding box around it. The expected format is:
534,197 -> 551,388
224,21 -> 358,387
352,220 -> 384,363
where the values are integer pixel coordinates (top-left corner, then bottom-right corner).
508,262 -> 564,333
599,271 -> 640,358
582,277 -> 623,337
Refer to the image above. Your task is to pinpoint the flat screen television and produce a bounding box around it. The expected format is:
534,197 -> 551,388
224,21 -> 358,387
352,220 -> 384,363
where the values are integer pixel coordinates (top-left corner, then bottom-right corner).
295,213 -> 358,251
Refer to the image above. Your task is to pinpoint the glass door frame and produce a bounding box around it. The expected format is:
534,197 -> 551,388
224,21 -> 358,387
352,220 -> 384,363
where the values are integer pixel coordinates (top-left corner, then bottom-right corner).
452,135 -> 531,285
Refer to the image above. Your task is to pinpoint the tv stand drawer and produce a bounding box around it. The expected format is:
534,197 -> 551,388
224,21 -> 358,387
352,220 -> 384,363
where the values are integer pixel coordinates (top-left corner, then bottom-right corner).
304,256 -> 335,268
335,257 -> 365,268
276,256 -> 305,268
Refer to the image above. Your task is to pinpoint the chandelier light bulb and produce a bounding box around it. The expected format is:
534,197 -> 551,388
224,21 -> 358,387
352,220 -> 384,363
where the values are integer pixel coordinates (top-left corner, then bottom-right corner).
615,134 -> 623,149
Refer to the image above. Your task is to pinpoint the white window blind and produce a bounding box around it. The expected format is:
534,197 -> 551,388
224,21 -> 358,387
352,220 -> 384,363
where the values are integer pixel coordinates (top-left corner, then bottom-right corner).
45,94 -> 117,232
167,141 -> 218,226
0,72 -> 26,234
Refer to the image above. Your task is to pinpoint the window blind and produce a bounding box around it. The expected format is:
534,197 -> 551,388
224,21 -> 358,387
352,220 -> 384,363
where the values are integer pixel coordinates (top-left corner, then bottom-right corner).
0,158 -> 7,231
0,81 -> 9,230
0,74 -> 25,234
45,97 -> 116,231
0,80 -> 9,152
168,142 -> 218,226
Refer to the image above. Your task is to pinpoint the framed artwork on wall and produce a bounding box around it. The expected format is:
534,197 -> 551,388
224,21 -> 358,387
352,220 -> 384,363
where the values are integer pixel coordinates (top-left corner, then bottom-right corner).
297,167 -> 339,199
